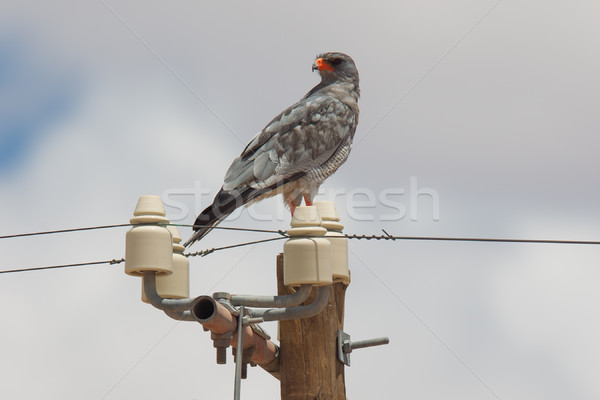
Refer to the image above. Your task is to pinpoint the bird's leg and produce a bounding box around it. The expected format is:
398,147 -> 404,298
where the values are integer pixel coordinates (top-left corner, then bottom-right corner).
288,198 -> 296,216
303,194 -> 313,207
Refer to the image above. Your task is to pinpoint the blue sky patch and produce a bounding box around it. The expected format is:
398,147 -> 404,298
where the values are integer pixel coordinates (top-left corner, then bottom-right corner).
0,36 -> 80,174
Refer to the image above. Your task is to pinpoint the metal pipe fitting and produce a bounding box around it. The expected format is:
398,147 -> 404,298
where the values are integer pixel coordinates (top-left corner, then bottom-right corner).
251,285 -> 330,322
142,271 -> 194,313
191,296 -> 237,333
230,284 -> 312,308
191,296 -> 278,366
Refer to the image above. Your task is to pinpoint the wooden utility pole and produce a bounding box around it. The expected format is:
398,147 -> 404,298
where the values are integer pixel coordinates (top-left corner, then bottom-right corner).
276,253 -> 349,400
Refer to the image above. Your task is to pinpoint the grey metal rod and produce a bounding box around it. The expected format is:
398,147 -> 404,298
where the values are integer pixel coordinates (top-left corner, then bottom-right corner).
350,337 -> 389,350
252,285 -> 330,322
343,337 -> 390,353
230,284 -> 312,308
142,271 -> 194,313
233,306 -> 245,400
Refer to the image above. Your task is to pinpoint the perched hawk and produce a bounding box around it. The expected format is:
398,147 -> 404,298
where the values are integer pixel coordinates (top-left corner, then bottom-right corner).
184,52 -> 360,247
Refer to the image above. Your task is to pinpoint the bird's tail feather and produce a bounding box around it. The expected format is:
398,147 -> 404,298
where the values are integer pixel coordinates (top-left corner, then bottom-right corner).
183,188 -> 250,248
184,173 -> 307,248
182,212 -> 231,248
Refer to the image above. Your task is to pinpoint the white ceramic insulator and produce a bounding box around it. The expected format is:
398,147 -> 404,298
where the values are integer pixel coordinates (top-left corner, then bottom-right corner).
315,201 -> 350,284
142,225 -> 190,302
125,195 -> 173,277
283,206 -> 332,286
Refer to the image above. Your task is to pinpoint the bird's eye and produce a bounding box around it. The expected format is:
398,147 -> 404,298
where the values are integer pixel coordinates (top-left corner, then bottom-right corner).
331,58 -> 343,66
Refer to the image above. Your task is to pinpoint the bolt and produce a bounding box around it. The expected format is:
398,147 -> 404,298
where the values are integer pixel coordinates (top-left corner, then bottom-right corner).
342,341 -> 352,354
211,331 -> 233,365
213,338 -> 230,364
216,347 -> 227,364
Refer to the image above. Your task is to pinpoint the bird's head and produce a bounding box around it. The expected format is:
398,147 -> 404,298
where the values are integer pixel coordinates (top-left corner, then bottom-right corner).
312,52 -> 358,84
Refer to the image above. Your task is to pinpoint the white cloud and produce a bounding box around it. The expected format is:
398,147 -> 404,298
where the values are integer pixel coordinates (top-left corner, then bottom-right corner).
1,1 -> 599,399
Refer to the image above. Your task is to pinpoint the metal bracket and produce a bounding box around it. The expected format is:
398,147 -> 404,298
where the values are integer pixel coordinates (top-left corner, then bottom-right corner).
337,330 -> 352,366
214,294 -> 272,341
337,330 -> 390,367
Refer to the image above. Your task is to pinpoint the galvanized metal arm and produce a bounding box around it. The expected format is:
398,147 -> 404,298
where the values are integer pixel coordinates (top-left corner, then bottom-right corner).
142,271 -> 196,321
249,285 -> 330,322
228,284 -> 313,308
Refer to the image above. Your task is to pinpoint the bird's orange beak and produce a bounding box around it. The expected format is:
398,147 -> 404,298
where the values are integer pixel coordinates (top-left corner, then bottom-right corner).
312,58 -> 335,72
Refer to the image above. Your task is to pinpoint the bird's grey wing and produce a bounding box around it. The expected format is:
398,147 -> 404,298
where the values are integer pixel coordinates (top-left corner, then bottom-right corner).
222,96 -> 357,192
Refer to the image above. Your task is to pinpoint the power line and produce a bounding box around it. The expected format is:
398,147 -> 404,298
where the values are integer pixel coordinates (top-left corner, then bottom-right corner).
168,223 -> 283,235
183,230 -> 600,260
0,223 -> 282,241
0,224 -> 132,240
345,230 -> 600,246
2,229 -> 599,275
185,236 -> 287,258
0,234 -> 284,274
0,258 -> 124,275
4,222 -> 598,247
0,235 -> 286,274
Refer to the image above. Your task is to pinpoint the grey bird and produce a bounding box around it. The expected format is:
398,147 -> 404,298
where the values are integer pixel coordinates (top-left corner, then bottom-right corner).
184,52 -> 360,247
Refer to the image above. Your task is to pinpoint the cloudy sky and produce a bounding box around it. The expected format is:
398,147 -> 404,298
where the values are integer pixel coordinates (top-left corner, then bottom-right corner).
1,1 -> 600,399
